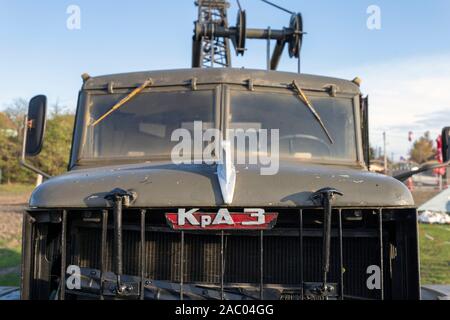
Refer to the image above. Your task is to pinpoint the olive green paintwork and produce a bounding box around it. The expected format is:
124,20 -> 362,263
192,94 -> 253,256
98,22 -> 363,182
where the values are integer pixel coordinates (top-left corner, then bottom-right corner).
30,160 -> 414,209
29,68 -> 414,209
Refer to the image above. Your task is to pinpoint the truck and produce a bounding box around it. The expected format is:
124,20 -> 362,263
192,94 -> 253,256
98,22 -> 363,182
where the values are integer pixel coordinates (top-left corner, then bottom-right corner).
19,1 -> 446,301
20,68 -> 422,300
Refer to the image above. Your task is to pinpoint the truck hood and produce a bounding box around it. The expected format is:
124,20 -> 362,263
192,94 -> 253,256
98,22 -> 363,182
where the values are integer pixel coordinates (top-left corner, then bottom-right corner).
30,161 -> 414,208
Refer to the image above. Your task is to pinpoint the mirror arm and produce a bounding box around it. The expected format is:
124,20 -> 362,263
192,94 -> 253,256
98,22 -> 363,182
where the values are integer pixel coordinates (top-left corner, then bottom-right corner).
20,116 -> 51,179
394,161 -> 449,182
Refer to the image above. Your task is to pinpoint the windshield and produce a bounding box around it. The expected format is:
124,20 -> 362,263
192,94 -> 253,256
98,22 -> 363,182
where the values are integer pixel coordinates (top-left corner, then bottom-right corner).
82,90 -> 215,159
229,90 -> 357,161
79,88 -> 357,163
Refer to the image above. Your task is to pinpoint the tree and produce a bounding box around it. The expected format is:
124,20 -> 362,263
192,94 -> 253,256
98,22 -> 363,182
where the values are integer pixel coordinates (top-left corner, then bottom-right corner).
409,131 -> 437,164
4,98 -> 28,134
0,99 -> 33,184
36,112 -> 75,176
0,99 -> 75,184
0,122 -> 34,184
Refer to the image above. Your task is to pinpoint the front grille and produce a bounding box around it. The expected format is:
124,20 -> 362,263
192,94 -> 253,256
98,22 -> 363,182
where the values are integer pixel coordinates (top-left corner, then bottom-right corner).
64,208 -> 392,300
23,207 -> 420,300
74,228 -> 382,294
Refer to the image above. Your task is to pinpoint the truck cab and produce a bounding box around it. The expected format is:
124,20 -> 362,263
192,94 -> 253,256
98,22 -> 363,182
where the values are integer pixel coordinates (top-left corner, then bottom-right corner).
21,68 -> 420,300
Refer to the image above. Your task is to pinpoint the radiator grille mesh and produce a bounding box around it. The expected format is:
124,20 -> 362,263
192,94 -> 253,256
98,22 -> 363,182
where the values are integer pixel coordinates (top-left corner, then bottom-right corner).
71,224 -> 386,299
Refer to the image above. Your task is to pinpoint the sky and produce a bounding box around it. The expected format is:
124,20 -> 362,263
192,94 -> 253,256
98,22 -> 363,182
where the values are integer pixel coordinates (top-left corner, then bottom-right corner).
1,0 -> 450,159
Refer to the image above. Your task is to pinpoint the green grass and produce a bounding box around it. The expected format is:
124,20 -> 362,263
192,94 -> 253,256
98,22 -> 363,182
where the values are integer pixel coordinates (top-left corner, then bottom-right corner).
0,273 -> 20,287
0,183 -> 35,196
0,247 -> 21,269
419,224 -> 450,284
0,238 -> 22,287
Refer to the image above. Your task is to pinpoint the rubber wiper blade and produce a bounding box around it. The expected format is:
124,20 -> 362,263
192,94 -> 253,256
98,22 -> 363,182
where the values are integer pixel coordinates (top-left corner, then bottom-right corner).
291,80 -> 334,144
91,78 -> 153,127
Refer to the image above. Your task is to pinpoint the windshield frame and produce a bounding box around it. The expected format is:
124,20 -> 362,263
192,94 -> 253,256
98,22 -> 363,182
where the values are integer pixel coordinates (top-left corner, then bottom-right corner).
69,83 -> 363,169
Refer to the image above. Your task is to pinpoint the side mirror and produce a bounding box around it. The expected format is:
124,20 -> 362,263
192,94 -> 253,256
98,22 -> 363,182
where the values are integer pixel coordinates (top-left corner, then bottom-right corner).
25,95 -> 47,156
443,127 -> 450,163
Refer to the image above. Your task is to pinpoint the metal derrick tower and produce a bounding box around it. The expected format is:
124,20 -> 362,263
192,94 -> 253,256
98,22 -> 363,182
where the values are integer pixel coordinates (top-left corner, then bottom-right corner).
193,0 -> 232,68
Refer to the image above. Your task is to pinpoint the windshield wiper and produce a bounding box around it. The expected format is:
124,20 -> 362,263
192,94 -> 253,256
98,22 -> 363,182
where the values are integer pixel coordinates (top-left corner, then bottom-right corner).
291,80 -> 334,144
91,78 -> 153,127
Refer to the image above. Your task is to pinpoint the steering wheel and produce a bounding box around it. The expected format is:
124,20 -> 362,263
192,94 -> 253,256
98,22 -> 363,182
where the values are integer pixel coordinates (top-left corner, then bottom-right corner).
279,134 -> 332,156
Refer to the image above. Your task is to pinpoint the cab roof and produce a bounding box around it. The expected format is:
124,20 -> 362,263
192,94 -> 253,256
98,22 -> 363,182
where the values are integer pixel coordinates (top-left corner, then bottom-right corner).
83,68 -> 361,95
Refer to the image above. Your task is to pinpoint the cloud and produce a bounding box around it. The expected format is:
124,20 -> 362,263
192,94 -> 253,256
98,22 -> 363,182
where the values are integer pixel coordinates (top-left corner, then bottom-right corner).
333,53 -> 450,158
413,109 -> 450,128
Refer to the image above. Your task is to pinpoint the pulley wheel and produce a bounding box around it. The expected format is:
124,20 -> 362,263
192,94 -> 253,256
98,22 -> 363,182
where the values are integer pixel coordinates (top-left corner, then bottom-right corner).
288,13 -> 303,58
234,9 -> 247,56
